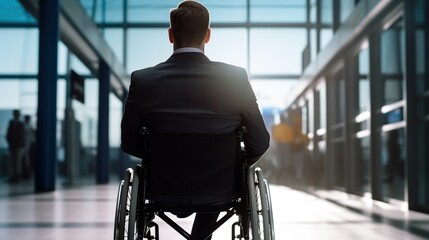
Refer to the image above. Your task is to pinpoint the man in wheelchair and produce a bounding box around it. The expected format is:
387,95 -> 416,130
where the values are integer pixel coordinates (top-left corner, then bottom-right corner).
118,1 -> 271,239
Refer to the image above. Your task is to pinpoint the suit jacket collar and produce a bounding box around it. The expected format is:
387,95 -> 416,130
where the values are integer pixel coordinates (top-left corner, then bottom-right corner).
165,52 -> 210,63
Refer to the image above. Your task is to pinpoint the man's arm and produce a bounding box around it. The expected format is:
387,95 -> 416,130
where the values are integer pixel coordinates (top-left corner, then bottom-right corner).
121,73 -> 143,157
239,69 -> 270,164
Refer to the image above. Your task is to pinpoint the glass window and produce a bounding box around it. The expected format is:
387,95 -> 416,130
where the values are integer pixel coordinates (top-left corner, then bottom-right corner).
333,141 -> 345,187
79,0 -> 123,22
384,79 -> 403,104
126,28 -> 172,73
320,28 -> 333,50
355,136 -> 370,195
381,128 -> 406,200
415,0 -> 426,24
57,79 -> 66,110
58,42 -> 68,75
319,83 -> 327,129
206,28 -> 247,70
383,108 -> 403,125
0,80 -> 23,109
0,29 -> 39,74
250,28 -> 307,75
250,0 -> 307,23
321,0 -> 333,24
127,1 -> 176,23
0,0 -> 36,23
309,0 -> 317,23
70,54 -> 91,76
381,18 -> 404,105
310,29 -> 317,61
73,79 -> 98,148
109,94 -> 122,147
334,76 -> 345,124
104,28 -> 124,64
340,0 -> 355,23
250,79 -> 299,109
358,47 -> 370,112
128,0 -> 246,23
21,81 -> 38,109
203,0 -> 247,23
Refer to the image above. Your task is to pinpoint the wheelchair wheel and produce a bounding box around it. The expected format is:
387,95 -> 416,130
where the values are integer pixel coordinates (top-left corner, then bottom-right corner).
114,168 -> 133,240
248,167 -> 274,240
127,165 -> 156,240
113,180 -> 124,240
255,168 -> 275,240
128,166 -> 140,240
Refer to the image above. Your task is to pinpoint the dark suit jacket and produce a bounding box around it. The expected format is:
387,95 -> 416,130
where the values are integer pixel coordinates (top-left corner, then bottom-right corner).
121,52 -> 269,163
6,120 -> 24,150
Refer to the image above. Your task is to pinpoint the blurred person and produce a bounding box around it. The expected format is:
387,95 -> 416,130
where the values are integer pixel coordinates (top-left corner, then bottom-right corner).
22,115 -> 35,178
5,110 -> 25,183
289,108 -> 309,184
120,1 -> 270,239
271,113 -> 293,183
292,130 -> 309,183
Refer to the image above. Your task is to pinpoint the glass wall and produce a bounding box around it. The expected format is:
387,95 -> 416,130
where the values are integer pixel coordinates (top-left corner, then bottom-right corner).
250,0 -> 307,23
354,45 -> 371,195
0,21 -> 38,183
380,17 -> 406,201
314,81 -> 327,187
329,68 -> 346,188
340,0 -> 356,23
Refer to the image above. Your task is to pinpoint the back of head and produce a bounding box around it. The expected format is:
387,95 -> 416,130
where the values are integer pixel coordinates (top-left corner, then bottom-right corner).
170,1 -> 210,48
13,109 -> 20,119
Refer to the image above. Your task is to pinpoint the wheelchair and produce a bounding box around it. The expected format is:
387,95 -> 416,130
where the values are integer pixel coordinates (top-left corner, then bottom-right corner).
113,127 -> 275,240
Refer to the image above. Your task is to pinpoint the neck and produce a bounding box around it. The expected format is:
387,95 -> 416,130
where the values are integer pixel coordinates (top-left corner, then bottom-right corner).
173,44 -> 205,52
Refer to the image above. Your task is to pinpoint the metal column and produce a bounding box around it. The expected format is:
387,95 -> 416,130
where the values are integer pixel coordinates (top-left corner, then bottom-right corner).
369,29 -> 383,201
35,0 -> 59,192
118,88 -> 129,179
404,0 -> 418,211
97,59 -> 110,184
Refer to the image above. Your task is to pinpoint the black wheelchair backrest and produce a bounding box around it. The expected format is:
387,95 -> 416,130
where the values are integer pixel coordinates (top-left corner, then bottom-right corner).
143,131 -> 243,205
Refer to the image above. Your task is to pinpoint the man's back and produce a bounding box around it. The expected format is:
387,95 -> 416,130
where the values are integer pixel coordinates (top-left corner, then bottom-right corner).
121,52 -> 269,161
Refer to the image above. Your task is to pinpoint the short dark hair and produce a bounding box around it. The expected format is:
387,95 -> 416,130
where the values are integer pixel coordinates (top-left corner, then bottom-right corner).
170,1 -> 210,47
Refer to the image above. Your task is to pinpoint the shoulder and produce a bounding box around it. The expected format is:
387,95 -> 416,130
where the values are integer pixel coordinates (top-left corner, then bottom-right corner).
131,66 -> 156,79
209,61 -> 248,79
211,61 -> 246,72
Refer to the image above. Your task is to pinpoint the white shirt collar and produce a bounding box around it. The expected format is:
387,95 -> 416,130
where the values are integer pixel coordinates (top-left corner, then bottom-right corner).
173,47 -> 204,55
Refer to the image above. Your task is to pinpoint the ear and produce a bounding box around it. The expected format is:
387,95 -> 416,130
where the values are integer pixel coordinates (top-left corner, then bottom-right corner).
168,28 -> 174,44
204,28 -> 211,44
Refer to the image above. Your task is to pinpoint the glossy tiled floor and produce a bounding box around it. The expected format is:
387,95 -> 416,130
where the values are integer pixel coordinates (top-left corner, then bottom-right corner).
0,182 -> 428,240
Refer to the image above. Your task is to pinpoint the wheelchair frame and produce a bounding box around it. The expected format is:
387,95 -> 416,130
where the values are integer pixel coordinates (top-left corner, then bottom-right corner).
114,127 -> 275,240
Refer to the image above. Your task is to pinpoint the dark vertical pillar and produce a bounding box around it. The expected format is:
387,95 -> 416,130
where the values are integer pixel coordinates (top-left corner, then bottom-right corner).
97,59 -> 110,184
325,75 -> 333,188
119,88 -> 129,179
35,0 -> 59,192
333,0 -> 340,32
344,57 -> 356,194
369,29 -> 383,201
404,0 -> 417,210
316,0 -> 321,53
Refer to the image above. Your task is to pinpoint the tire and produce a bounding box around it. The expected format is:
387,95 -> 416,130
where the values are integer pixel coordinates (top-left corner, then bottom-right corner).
128,166 -> 140,240
113,180 -> 123,240
248,167 -> 274,240
114,168 -> 133,240
247,169 -> 260,239
255,168 -> 275,240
